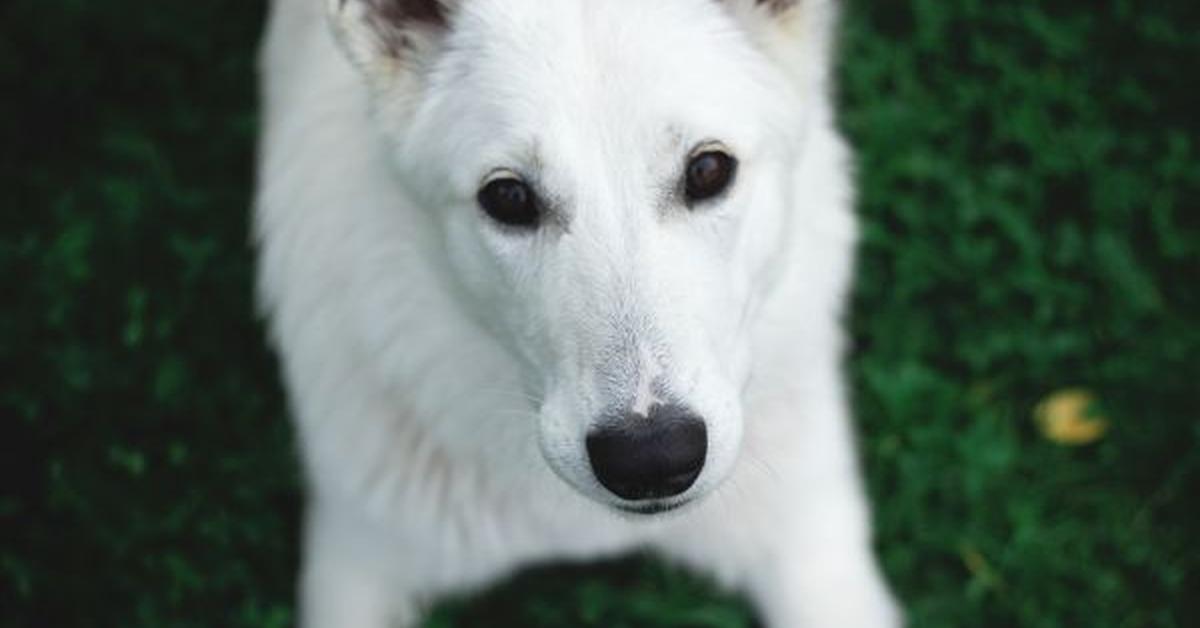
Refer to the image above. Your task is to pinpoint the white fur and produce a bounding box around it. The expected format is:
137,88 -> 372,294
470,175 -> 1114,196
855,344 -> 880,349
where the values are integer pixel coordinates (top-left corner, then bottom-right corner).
255,0 -> 901,625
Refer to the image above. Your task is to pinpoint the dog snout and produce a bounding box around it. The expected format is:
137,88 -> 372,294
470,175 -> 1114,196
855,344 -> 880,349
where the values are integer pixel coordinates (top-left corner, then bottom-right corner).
585,404 -> 707,501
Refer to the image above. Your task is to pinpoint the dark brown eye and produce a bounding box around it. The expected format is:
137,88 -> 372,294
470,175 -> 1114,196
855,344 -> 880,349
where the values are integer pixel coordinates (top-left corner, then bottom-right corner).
684,150 -> 737,204
478,176 -> 539,228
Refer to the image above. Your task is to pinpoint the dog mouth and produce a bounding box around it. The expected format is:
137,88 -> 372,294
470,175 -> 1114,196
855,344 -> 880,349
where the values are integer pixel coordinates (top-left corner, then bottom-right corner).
614,498 -> 691,516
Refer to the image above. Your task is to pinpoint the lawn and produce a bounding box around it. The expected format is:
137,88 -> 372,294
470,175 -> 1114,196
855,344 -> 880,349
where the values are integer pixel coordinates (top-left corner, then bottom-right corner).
2,1 -> 1197,626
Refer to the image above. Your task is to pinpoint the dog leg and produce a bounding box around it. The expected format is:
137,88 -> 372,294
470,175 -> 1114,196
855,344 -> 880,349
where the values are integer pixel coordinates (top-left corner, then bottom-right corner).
741,491 -> 902,628
663,469 -> 901,626
298,502 -> 421,628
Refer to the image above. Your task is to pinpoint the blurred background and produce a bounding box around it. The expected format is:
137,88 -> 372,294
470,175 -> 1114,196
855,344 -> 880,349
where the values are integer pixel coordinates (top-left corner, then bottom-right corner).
2,0 -> 1197,626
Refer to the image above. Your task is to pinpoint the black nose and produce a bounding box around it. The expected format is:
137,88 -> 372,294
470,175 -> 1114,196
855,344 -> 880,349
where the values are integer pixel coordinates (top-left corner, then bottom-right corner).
586,404 -> 707,501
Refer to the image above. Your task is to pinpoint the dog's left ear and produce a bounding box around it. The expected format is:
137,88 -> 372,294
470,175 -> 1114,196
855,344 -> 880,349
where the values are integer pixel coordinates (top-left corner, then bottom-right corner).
753,0 -> 801,13
720,0 -> 838,92
721,0 -> 811,24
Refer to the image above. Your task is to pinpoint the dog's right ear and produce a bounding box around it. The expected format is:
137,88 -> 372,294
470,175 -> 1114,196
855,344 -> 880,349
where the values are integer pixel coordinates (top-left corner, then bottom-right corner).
326,0 -> 453,89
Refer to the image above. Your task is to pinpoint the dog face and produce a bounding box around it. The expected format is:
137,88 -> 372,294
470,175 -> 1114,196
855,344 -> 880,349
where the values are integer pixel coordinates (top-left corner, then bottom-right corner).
329,0 -> 831,514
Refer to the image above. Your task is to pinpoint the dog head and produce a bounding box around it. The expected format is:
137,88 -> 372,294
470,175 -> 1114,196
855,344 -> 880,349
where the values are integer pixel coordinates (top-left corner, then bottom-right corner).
328,0 -> 837,514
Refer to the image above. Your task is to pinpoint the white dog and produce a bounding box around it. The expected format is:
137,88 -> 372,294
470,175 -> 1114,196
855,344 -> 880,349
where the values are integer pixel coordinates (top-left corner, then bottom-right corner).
255,0 -> 901,625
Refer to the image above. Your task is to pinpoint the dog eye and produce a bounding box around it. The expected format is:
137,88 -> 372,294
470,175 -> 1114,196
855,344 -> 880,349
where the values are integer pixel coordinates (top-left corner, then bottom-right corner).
478,176 -> 539,228
684,149 -> 737,204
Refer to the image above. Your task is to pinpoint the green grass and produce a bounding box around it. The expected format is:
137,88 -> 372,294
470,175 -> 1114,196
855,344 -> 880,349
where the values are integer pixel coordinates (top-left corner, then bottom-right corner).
2,1 -> 1197,626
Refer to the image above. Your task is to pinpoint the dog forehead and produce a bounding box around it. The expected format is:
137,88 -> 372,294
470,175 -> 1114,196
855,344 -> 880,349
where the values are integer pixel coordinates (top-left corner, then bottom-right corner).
406,0 -> 793,196
446,0 -> 769,132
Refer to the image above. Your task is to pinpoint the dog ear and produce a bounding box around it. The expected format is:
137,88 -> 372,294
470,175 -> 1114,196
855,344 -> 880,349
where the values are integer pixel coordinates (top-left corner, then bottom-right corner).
327,0 -> 453,88
755,0 -> 802,13
721,0 -> 838,92
722,0 -> 808,20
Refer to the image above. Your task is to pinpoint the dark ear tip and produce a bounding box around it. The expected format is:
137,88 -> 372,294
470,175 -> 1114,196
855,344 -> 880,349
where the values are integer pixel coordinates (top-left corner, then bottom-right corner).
331,0 -> 450,67
370,0 -> 448,27
756,0 -> 801,14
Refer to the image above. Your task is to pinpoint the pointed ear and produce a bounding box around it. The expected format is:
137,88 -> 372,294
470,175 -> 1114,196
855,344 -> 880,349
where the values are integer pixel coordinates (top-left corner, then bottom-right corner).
326,0 -> 452,87
757,0 -> 802,13
727,0 -> 814,22
721,0 -> 839,92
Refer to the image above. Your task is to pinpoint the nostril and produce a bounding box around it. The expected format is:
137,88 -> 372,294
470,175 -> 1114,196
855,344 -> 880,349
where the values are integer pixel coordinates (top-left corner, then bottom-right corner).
586,406 -> 707,501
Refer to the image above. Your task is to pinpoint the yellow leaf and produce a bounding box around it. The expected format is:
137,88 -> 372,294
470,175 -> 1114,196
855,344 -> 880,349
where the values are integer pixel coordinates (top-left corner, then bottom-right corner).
1033,388 -> 1109,446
